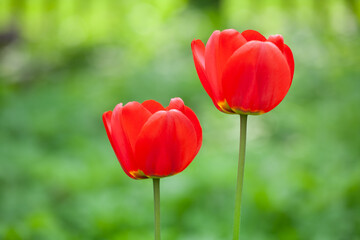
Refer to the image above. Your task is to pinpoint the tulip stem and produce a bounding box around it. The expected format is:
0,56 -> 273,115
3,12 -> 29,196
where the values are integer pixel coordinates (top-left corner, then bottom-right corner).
233,114 -> 248,240
153,178 -> 161,240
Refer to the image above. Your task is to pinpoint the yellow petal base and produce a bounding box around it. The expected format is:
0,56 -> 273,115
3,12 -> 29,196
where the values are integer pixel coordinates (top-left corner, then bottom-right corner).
217,100 -> 265,115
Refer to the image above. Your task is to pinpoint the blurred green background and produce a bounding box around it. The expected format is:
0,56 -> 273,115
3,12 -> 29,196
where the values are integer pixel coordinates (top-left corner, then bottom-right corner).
1,0 -> 360,239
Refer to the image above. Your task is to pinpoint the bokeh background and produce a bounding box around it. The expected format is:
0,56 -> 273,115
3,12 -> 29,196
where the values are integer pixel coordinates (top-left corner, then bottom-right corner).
1,0 -> 360,239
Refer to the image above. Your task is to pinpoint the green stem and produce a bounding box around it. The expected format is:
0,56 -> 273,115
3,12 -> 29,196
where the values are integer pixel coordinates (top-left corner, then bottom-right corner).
153,178 -> 161,240
233,114 -> 248,240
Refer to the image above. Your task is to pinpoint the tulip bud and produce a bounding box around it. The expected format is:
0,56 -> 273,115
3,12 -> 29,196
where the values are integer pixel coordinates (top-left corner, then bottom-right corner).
191,29 -> 294,115
103,98 -> 202,179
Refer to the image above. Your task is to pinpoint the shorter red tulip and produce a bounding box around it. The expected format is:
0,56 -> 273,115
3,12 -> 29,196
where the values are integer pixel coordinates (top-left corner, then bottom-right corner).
191,29 -> 294,115
103,98 -> 202,179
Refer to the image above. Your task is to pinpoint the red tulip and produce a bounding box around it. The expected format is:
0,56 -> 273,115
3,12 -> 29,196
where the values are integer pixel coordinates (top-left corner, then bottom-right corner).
103,98 -> 202,179
191,29 -> 294,115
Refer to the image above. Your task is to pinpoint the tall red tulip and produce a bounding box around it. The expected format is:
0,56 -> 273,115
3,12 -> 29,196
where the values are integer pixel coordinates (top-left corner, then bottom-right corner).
191,29 -> 294,115
191,29 -> 295,240
102,97 -> 202,179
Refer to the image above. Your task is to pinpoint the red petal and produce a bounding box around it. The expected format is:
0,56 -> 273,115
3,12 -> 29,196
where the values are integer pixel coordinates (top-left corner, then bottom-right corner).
167,98 -> 202,155
166,97 -> 185,112
283,44 -> 295,79
135,110 -> 198,177
121,102 -> 152,151
222,41 -> 292,114
108,104 -> 137,179
183,106 -> 202,156
268,34 -> 284,52
191,39 -> 217,104
103,111 -> 113,137
241,30 -> 266,42
166,98 -> 202,154
142,100 -> 164,113
205,30 -> 222,102
218,29 -> 247,74
204,30 -> 247,104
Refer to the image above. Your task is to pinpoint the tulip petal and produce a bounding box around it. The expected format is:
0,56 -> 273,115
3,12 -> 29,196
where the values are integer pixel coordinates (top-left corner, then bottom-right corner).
241,30 -> 266,42
167,98 -> 202,154
135,110 -> 197,177
222,41 -> 292,114
218,29 -> 247,74
284,44 -> 295,79
183,106 -> 202,155
191,40 -> 205,67
103,111 -> 113,137
121,102 -> 152,152
191,39 -> 219,107
205,30 -> 247,104
268,34 -> 284,52
205,30 -> 222,102
108,104 -> 138,179
166,97 -> 185,112
142,100 -> 164,113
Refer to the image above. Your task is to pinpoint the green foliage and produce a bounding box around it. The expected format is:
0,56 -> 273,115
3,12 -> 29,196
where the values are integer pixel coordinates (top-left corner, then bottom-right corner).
0,0 -> 359,239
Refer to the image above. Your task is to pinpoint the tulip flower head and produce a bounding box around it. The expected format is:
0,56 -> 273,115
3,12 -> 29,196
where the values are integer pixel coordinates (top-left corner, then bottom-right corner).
191,29 -> 294,115
103,98 -> 202,179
